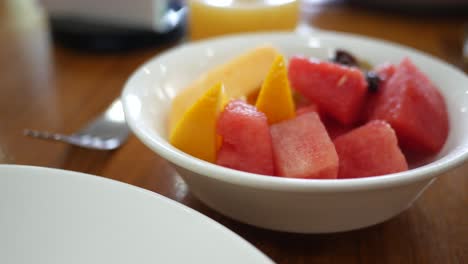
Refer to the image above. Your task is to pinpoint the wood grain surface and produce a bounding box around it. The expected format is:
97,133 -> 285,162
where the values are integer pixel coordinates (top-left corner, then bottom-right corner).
1,1 -> 466,263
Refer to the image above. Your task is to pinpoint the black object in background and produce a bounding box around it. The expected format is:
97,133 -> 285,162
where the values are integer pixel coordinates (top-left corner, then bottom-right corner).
50,17 -> 186,53
348,0 -> 468,16
49,1 -> 186,53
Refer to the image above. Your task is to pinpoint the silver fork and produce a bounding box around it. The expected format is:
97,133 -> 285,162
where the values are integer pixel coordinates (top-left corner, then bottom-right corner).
24,99 -> 130,150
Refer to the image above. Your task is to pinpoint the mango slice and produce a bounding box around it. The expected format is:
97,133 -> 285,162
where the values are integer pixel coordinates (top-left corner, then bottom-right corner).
255,55 -> 295,124
169,83 -> 226,163
169,45 -> 280,134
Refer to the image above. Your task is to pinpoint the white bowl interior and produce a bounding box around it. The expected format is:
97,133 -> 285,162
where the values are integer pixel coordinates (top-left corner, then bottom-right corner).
123,31 -> 468,189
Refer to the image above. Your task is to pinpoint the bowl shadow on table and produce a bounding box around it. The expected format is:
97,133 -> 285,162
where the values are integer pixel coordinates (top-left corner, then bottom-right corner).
183,194 -> 437,263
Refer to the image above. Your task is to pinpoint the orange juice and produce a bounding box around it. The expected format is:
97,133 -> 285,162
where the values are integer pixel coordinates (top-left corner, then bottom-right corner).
188,0 -> 300,40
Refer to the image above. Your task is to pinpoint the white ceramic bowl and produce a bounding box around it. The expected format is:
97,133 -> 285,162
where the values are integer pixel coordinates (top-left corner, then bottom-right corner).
122,31 -> 468,233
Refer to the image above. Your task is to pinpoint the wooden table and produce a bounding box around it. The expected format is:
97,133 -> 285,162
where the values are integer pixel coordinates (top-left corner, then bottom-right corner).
1,1 -> 467,263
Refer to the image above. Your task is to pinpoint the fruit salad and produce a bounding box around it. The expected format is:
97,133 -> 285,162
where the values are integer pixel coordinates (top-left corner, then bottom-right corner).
169,46 -> 449,179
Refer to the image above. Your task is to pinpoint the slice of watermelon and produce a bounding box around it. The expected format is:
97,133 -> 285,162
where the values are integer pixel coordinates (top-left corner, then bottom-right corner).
216,100 -> 275,175
270,112 -> 338,179
288,56 -> 368,125
334,120 -> 408,179
369,58 -> 449,154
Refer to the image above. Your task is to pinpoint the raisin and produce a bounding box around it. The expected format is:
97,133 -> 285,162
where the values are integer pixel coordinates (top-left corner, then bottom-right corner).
331,49 -> 358,67
366,71 -> 381,93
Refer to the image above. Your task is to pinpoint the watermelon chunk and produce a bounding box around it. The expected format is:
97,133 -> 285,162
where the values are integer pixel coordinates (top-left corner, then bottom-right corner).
270,112 -> 338,179
334,120 -> 408,179
360,63 -> 397,122
288,56 -> 368,125
216,100 -> 274,175
369,58 -> 449,154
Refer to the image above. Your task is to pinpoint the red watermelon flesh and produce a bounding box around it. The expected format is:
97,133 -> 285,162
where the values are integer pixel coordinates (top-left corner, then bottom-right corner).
216,100 -> 274,175
360,63 -> 397,122
288,56 -> 368,125
369,58 -> 449,154
270,112 -> 338,179
334,120 -> 408,179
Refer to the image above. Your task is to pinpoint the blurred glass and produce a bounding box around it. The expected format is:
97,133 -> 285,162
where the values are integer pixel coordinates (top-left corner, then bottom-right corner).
188,0 -> 299,40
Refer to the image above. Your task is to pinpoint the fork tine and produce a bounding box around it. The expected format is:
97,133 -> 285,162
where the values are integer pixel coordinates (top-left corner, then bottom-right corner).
23,98 -> 129,150
24,129 -> 121,150
23,129 -> 67,141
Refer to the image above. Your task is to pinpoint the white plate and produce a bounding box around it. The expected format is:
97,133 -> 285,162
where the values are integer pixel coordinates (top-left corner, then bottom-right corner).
0,165 -> 273,264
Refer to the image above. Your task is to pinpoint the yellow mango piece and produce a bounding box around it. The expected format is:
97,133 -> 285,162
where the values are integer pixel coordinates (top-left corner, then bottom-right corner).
170,83 -> 226,163
169,45 -> 280,134
255,55 -> 295,124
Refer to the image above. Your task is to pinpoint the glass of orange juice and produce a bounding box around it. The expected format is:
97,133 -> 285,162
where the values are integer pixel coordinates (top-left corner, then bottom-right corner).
188,0 -> 300,40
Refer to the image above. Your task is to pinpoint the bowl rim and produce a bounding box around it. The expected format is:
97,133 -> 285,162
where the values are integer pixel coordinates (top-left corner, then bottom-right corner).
122,30 -> 468,192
